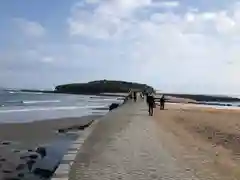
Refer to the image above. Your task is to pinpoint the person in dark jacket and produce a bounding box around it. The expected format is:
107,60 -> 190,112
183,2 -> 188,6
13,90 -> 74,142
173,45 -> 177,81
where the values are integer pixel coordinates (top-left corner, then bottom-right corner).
160,95 -> 165,110
147,93 -> 155,116
133,91 -> 137,102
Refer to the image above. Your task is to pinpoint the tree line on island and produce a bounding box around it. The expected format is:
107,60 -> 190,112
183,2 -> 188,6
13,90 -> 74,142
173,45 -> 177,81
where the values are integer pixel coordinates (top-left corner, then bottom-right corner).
54,80 -> 154,94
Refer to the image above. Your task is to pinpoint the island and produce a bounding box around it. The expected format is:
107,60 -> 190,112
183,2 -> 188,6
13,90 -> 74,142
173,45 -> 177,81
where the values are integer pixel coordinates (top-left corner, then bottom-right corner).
54,80 -> 154,95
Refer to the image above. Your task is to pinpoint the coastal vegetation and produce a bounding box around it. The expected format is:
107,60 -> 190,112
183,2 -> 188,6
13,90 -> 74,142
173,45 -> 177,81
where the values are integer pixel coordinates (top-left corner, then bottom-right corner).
54,80 -> 154,94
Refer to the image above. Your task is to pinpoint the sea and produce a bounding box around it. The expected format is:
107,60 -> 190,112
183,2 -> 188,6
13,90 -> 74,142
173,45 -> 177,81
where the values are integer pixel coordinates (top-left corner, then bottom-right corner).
0,89 -> 124,123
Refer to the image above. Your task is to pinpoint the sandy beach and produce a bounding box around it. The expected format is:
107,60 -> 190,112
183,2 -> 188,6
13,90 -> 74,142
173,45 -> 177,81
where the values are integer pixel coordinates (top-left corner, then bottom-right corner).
154,102 -> 240,180
0,115 -> 102,180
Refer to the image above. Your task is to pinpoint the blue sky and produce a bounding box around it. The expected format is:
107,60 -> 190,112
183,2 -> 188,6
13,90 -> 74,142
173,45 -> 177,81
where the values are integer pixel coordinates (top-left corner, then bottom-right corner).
1,0 -> 240,94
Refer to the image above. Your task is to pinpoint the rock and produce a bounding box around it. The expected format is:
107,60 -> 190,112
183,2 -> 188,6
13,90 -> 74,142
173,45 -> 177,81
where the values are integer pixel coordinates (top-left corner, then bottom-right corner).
29,154 -> 39,159
12,149 -> 21,153
16,164 -> 25,170
185,168 -> 191,171
109,103 -> 119,111
0,158 -> 6,162
20,156 -> 27,160
26,160 -> 36,171
58,129 -> 65,133
18,173 -> 24,178
36,147 -> 47,158
3,169 -> 12,173
2,141 -> 11,145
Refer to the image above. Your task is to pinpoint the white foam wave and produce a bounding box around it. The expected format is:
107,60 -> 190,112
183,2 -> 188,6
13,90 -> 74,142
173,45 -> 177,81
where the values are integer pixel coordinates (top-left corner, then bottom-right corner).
23,100 -> 61,104
0,105 -> 107,113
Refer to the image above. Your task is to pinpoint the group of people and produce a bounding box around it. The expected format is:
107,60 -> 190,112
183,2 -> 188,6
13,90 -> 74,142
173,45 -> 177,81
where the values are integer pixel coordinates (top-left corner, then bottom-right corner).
146,93 -> 165,116
128,91 -> 144,102
127,90 -> 165,116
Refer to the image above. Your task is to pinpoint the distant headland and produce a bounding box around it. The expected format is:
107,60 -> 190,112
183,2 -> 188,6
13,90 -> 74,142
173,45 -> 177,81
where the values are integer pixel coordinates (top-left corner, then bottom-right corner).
54,80 -> 154,94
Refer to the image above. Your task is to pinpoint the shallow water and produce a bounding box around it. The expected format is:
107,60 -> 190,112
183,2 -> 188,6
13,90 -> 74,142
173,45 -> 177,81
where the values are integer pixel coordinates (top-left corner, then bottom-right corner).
0,90 -> 123,123
0,130 -> 80,180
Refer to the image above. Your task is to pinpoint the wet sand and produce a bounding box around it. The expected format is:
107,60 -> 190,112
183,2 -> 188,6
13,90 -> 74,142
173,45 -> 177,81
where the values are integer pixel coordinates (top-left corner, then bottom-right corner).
0,115 -> 102,180
154,103 -> 240,180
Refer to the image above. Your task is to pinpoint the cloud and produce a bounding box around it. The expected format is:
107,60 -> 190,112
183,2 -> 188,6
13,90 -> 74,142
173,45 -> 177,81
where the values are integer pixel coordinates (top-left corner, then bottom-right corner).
41,56 -> 54,63
14,18 -> 45,37
154,1 -> 180,8
2,0 -> 240,93
85,0 -> 100,4
65,0 -> 240,94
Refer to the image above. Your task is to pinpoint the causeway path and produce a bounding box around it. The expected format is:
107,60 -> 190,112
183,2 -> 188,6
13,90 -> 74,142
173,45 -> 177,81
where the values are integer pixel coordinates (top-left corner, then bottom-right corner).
68,101 -> 200,180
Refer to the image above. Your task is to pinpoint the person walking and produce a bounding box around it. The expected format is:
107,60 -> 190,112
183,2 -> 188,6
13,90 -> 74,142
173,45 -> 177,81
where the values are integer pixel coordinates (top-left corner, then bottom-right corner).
147,93 -> 155,116
133,91 -> 137,102
160,95 -> 165,110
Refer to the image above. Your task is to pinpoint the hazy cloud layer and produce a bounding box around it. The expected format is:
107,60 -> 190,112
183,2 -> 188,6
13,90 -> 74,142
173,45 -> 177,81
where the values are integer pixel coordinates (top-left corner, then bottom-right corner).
0,0 -> 240,94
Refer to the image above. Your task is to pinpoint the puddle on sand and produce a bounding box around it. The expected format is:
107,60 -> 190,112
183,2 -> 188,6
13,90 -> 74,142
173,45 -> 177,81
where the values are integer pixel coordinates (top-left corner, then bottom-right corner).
0,133 -> 79,180
31,134 -> 78,179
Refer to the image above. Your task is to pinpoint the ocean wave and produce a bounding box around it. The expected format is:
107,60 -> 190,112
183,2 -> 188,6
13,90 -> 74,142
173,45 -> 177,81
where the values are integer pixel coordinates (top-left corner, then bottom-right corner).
0,106 -> 88,113
23,100 -> 61,104
8,91 -> 18,94
0,100 -> 61,107
0,105 -> 108,113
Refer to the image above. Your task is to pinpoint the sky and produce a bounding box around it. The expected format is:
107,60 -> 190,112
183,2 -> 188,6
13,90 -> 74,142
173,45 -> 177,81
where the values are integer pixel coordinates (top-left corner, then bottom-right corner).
1,0 -> 240,94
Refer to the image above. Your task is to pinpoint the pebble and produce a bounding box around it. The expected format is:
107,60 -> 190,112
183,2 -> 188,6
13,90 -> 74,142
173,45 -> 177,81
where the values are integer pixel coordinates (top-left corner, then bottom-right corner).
12,149 -> 21,153
2,141 -> 11,145
185,168 -> 191,171
0,158 -> 6,162
29,154 -> 38,159
16,164 -> 25,170
58,129 -> 65,133
3,169 -> 12,173
18,173 -> 25,177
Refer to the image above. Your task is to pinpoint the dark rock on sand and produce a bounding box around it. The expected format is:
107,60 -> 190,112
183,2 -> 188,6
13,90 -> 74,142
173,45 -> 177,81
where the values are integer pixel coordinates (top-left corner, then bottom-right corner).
0,158 -> 6,162
26,160 -> 36,171
12,149 -> 21,153
3,169 -> 12,173
20,156 -> 27,160
2,141 -> 11,145
109,103 -> 119,111
16,164 -> 25,171
18,173 -> 24,177
29,154 -> 39,159
58,129 -> 65,133
36,147 -> 46,158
